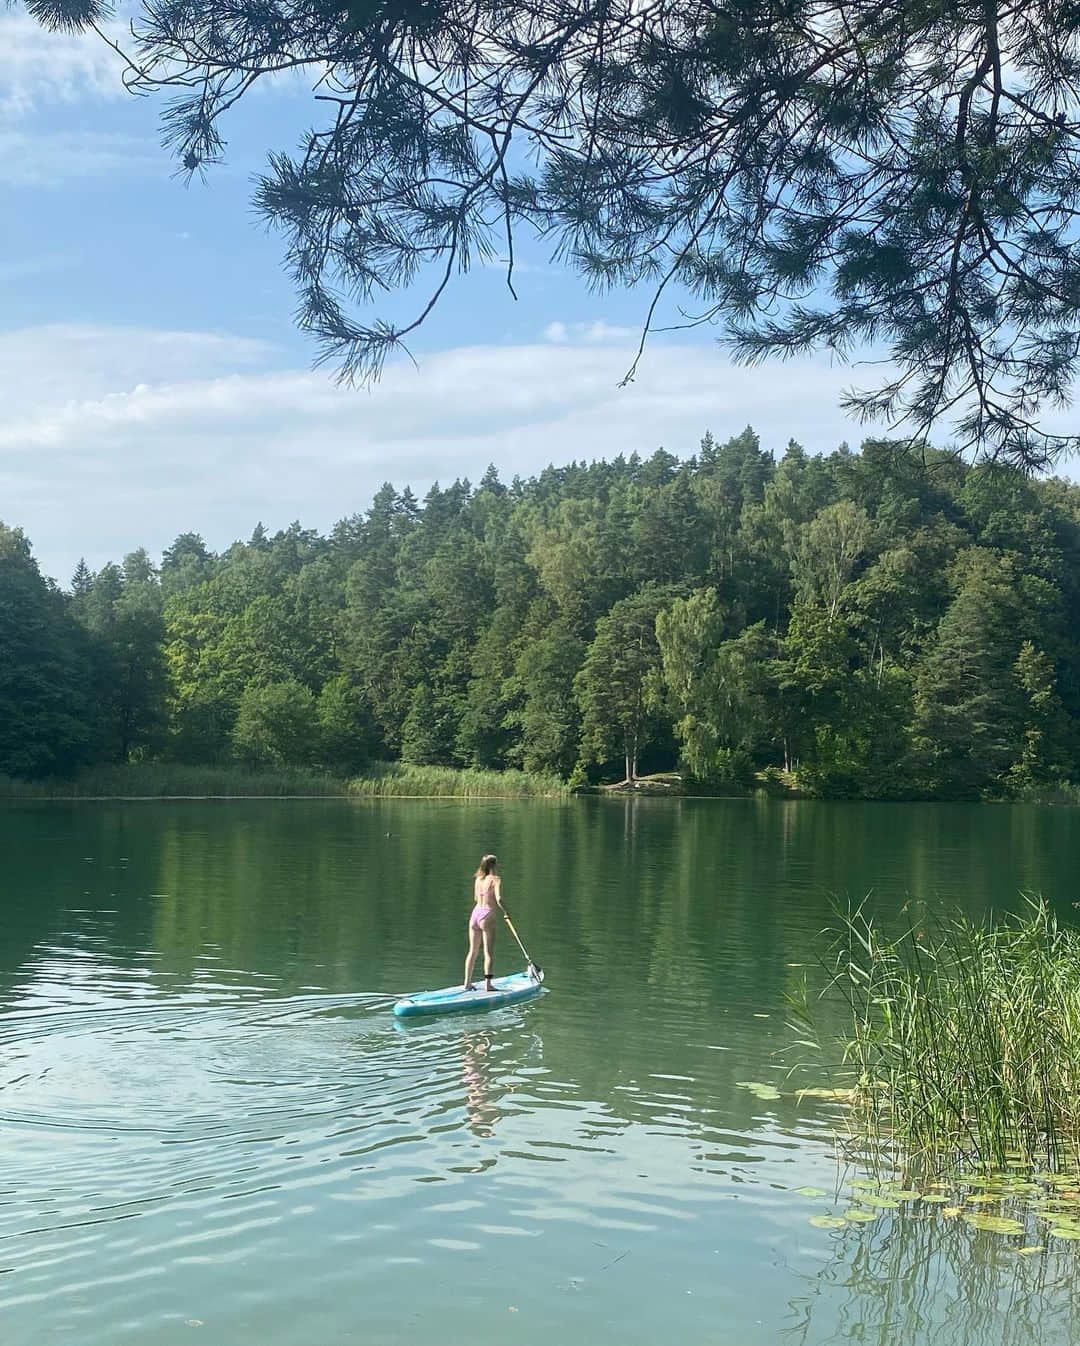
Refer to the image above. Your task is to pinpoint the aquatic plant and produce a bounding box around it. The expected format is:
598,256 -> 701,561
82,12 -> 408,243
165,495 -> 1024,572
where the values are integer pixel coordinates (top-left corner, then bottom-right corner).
0,763 -> 350,797
0,762 -> 567,799
793,898 -> 1080,1174
344,762 -> 567,798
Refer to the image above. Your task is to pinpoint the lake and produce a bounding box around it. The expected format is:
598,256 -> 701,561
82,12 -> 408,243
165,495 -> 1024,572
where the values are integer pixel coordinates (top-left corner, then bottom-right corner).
2,797 -> 1080,1345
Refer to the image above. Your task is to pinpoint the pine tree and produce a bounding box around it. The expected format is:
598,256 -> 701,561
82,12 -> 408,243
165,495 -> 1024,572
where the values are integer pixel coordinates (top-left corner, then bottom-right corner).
400,684 -> 445,766
70,558 -> 93,598
36,1 -> 1080,463
1005,643 -> 1072,796
912,553 -> 1026,798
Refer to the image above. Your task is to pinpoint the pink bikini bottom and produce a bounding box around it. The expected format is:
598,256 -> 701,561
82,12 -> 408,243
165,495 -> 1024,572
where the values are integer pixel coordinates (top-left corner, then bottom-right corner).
470,906 -> 495,930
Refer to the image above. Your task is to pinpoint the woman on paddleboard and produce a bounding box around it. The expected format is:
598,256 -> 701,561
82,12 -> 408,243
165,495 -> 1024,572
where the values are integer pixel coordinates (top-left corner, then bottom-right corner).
464,854 -> 504,992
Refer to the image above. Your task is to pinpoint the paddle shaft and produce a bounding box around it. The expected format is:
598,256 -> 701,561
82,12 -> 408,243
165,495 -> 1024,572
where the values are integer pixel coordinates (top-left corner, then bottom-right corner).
502,912 -> 540,975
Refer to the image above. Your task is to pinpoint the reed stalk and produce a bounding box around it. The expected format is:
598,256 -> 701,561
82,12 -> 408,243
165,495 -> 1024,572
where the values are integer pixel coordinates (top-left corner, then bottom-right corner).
797,897 -> 1080,1173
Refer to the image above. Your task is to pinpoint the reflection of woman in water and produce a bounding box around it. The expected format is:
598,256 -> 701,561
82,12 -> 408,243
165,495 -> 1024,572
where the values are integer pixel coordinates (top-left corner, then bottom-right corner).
463,853 -> 505,992
461,1029 -> 496,1138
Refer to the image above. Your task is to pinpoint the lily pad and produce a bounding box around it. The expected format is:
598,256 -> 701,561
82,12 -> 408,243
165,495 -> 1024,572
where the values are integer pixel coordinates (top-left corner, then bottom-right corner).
1048,1226 -> 1080,1241
966,1193 -> 1003,1205
920,1194 -> 950,1204
793,1186 -> 827,1198
855,1194 -> 900,1210
842,1207 -> 878,1223
736,1081 -> 781,1102
942,1206 -> 963,1218
962,1214 -> 1024,1235
808,1214 -> 848,1230
887,1190 -> 922,1201
1017,1246 -> 1045,1255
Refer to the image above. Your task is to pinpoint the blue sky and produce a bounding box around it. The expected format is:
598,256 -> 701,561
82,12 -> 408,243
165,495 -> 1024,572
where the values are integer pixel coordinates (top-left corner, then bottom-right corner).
0,12 -> 992,586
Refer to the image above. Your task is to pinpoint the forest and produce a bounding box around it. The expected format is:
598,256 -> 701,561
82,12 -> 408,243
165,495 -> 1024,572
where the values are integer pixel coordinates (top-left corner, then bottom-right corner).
2,430 -> 1079,800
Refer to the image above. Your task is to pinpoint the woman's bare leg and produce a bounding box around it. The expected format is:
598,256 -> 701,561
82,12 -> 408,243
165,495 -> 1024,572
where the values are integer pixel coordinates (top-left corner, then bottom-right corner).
481,924 -> 496,988
464,925 -> 482,989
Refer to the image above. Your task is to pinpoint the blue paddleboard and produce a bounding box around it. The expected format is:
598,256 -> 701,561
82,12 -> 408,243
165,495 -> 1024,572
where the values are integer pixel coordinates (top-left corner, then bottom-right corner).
393,970 -> 544,1019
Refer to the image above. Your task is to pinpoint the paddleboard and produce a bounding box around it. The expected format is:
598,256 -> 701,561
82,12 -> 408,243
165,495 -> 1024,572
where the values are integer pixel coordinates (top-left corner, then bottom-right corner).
393,970 -> 544,1019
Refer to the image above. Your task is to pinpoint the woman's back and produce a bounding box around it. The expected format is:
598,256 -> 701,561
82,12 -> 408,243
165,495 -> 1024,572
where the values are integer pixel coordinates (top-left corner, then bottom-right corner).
474,874 -> 497,907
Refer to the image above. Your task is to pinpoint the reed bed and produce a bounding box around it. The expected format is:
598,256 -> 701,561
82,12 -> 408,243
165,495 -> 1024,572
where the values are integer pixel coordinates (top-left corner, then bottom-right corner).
344,762 -> 567,798
0,761 -> 568,800
0,763 -> 350,797
799,898 -> 1080,1174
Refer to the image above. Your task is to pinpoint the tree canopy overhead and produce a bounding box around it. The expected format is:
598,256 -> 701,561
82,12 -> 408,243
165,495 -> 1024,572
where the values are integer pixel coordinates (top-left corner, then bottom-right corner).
27,0 -> 1080,468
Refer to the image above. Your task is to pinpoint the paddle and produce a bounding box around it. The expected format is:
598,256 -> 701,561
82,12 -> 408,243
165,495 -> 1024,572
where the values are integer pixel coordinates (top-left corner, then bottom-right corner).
502,911 -> 543,983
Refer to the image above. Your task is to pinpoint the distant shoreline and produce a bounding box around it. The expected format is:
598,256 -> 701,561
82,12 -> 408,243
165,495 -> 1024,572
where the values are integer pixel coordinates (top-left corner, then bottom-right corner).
0,762 -> 568,801
1,762 -> 1075,805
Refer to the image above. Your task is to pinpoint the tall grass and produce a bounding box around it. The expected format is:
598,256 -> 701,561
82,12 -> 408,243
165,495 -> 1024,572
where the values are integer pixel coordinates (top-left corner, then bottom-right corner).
798,898 -> 1080,1173
1010,780 -> 1080,805
0,761 -> 568,800
345,762 -> 568,798
0,763 -> 351,797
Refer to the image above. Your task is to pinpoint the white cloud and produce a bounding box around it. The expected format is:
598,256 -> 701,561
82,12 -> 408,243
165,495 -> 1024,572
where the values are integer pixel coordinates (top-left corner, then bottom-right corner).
0,324 -> 272,414
0,321 -> 879,585
0,127 -> 162,186
543,320 -> 638,345
0,14 -> 127,117
0,15 -> 165,187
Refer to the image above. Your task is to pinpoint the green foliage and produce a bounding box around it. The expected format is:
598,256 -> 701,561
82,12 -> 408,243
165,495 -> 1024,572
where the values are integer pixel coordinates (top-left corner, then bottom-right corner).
71,552 -> 169,760
231,680 -> 318,767
0,523 -> 97,777
575,584 -> 675,781
792,501 -> 873,620
511,627 -> 585,777
657,587 -> 774,785
3,434 -> 1080,798
316,676 -> 374,771
400,683 -> 448,766
1005,642 -> 1073,797
911,551 -> 1029,797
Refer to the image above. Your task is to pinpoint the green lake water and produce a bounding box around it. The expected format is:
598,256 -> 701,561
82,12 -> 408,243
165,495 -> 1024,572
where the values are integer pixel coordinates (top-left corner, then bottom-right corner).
3,798 -> 1080,1345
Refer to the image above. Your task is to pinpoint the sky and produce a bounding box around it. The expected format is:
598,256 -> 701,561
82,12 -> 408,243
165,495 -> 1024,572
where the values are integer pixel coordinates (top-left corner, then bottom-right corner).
0,12 -> 992,586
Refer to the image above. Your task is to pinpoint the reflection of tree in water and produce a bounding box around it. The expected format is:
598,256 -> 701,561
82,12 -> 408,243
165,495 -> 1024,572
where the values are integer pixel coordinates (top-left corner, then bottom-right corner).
784,1211 -> 1080,1346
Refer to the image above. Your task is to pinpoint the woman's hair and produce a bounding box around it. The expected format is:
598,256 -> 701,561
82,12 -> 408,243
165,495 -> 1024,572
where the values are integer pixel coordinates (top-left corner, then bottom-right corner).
474,853 -> 498,879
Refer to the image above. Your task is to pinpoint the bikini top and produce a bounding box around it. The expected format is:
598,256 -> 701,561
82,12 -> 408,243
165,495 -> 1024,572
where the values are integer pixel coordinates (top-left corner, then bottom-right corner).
474,876 -> 497,905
